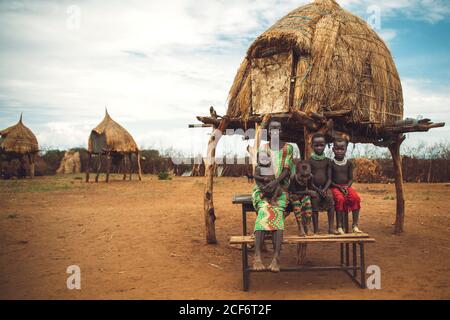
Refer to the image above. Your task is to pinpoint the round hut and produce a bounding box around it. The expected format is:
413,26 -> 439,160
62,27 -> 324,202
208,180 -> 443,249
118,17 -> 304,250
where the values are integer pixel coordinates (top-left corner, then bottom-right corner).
193,0 -> 444,243
86,110 -> 142,182
0,114 -> 39,178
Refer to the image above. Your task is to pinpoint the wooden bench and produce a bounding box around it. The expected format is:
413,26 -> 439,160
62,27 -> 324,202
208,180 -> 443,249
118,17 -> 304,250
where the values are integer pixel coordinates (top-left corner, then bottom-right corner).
232,194 -> 375,291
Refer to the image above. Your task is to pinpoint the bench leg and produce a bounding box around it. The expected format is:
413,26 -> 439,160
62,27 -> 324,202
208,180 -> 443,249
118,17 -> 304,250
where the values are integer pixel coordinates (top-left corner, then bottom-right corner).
340,243 -> 344,266
359,242 -> 366,289
242,207 -> 247,235
242,243 -> 249,291
344,212 -> 350,268
352,243 -> 357,278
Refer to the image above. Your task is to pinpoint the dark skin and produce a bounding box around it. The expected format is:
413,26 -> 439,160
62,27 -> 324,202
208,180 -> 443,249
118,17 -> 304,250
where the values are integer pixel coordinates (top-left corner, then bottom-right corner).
331,140 -> 361,232
254,159 -> 283,205
309,136 -> 337,234
289,170 -> 315,236
310,137 -> 332,197
253,121 -> 288,273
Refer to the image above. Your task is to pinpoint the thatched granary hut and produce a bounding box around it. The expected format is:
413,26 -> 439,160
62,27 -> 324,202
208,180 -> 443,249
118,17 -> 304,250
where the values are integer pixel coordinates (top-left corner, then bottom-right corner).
0,114 -> 39,178
192,0 -> 445,243
86,110 -> 142,182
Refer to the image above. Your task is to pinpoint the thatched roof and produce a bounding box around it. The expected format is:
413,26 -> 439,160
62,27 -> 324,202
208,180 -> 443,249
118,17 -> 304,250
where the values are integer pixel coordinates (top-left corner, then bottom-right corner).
0,114 -> 39,154
88,110 -> 139,153
227,0 -> 403,127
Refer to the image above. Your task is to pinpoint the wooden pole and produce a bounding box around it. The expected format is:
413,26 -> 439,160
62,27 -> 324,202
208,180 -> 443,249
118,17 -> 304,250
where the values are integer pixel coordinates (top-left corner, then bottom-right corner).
304,127 -> 313,160
204,118 -> 229,244
122,154 -> 127,180
95,154 -> 102,183
28,153 -> 35,178
388,135 -> 406,234
106,152 -> 111,183
86,152 -> 91,182
137,151 -> 142,181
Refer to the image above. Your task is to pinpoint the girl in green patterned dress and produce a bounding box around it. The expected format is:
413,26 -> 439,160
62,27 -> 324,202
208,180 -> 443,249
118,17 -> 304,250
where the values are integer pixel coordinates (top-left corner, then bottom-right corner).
252,120 -> 295,272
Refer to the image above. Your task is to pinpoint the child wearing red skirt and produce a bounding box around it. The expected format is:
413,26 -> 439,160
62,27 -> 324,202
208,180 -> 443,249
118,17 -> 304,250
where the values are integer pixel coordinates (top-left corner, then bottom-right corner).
331,138 -> 363,234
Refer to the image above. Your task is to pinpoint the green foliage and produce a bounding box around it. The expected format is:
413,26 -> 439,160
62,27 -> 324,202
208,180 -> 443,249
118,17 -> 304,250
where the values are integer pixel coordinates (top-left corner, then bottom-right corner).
158,171 -> 171,180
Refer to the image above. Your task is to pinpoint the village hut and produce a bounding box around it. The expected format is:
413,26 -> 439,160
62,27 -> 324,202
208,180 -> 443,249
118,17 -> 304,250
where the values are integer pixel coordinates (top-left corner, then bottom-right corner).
86,110 -> 142,182
0,114 -> 39,178
192,0 -> 445,243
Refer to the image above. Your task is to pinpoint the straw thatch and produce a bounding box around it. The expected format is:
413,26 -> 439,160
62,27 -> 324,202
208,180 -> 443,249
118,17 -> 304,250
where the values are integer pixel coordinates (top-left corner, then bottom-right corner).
0,114 -> 39,154
227,0 -> 403,126
88,110 -> 139,154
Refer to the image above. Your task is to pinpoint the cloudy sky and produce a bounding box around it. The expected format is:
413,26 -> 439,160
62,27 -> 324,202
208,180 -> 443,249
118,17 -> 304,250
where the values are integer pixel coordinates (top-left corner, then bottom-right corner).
0,0 -> 449,156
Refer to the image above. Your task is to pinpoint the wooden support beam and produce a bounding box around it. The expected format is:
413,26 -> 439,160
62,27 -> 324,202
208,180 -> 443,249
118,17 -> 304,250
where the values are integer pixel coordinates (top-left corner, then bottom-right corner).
204,118 -> 230,244
28,153 -> 35,179
85,152 -> 91,182
137,151 -> 142,181
383,122 -> 445,134
388,135 -> 406,234
106,153 -> 111,183
189,124 -> 213,128
95,154 -> 102,183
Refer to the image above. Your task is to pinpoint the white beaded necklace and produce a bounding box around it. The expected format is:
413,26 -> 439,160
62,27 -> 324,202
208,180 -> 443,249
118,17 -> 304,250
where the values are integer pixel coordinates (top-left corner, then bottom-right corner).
333,157 -> 348,166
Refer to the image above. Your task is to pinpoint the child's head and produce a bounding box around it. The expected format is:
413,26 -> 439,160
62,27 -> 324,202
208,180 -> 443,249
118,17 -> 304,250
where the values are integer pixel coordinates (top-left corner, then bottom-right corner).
311,133 -> 326,155
296,161 -> 312,183
332,137 -> 349,159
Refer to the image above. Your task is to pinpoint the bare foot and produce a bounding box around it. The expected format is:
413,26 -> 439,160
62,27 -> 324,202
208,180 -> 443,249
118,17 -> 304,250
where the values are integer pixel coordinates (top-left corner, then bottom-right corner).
306,229 -> 314,236
268,259 -> 280,273
253,258 -> 266,271
337,227 -> 345,235
329,228 -> 340,235
353,226 -> 363,233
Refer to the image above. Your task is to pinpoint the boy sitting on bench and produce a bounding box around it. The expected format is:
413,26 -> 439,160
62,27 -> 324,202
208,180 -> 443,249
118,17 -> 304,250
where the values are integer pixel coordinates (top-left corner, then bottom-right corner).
331,137 -> 363,234
288,161 -> 314,236
309,133 -> 338,234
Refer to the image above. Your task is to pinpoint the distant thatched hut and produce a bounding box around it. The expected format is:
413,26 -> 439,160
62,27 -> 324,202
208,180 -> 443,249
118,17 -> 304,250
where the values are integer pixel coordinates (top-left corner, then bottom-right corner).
0,114 -> 39,178
86,110 -> 142,182
193,0 -> 444,242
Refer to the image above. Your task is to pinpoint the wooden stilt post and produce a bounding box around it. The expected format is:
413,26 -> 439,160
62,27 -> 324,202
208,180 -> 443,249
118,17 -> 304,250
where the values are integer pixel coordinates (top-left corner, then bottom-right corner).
388,135 -> 406,234
129,153 -> 133,180
95,154 -> 102,183
86,152 -> 91,182
137,151 -> 142,181
28,153 -> 35,178
106,152 -> 111,183
204,118 -> 229,244
304,127 -> 313,160
122,154 -> 127,180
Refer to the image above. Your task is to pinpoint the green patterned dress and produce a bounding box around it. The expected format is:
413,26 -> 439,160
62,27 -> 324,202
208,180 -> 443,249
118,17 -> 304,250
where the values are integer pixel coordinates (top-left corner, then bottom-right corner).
252,143 -> 295,231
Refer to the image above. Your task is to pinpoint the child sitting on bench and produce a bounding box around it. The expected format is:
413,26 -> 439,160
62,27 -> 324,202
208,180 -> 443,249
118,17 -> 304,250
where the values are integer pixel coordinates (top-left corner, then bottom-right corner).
331,137 -> 363,234
288,161 -> 314,236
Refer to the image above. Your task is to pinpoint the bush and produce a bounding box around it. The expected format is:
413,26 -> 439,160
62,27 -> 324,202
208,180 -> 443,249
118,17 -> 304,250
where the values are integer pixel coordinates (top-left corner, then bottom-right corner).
158,171 -> 171,180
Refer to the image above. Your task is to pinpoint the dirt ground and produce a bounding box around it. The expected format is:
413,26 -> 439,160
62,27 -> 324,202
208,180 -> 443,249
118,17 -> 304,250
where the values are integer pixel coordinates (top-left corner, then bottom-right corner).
0,175 -> 449,299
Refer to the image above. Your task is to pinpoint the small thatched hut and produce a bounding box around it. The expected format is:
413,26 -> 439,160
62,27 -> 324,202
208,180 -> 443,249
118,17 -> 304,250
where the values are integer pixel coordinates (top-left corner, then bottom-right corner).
193,0 -> 444,243
0,114 -> 39,178
86,110 -> 142,182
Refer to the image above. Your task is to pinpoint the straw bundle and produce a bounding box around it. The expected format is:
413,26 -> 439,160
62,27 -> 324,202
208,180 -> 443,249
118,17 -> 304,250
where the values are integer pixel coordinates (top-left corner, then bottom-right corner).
0,115 -> 39,154
226,0 -> 403,126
